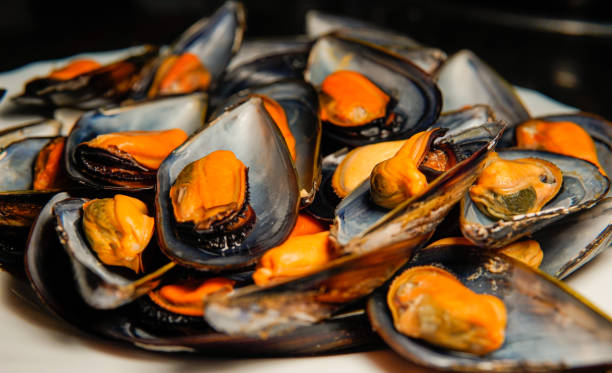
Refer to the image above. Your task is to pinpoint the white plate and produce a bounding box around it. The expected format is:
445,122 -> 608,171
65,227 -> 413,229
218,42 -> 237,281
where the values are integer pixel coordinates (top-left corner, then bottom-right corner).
0,50 -> 610,373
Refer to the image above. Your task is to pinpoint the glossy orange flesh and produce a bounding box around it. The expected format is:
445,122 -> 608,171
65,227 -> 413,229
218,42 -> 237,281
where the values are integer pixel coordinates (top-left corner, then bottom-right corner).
48,59 -> 102,80
253,231 -> 336,286
83,129 -> 188,170
426,237 -> 473,248
516,119 -> 605,176
252,94 -> 296,160
33,137 -> 67,190
82,195 -> 155,273
469,153 -> 563,220
499,240 -> 543,269
170,150 -> 249,231
387,266 -> 507,355
149,277 -> 234,316
288,213 -> 328,239
149,52 -> 211,97
332,140 -> 407,198
319,70 -> 390,127
369,130 -> 438,209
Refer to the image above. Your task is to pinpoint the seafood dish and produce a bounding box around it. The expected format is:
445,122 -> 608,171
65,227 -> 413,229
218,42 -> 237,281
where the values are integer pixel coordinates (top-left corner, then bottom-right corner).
0,2 -> 611,372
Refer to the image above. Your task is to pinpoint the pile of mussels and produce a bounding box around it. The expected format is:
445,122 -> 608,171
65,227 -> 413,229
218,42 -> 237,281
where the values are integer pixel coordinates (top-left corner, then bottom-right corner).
1,2 -> 611,371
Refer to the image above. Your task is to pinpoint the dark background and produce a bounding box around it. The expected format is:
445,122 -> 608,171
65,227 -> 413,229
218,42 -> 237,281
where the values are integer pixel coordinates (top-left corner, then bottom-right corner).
1,0 -> 611,118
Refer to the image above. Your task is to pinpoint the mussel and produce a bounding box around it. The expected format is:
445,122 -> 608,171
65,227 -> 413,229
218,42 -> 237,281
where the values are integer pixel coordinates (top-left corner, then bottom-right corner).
368,243 -> 612,372
13,46 -> 158,109
468,153 -> 563,220
305,35 -> 441,147
461,149 -> 609,248
65,93 -> 206,189
156,97 -> 299,270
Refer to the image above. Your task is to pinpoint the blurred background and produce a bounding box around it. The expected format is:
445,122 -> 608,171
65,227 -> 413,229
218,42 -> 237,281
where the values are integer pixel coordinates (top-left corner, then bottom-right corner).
1,0 -> 611,118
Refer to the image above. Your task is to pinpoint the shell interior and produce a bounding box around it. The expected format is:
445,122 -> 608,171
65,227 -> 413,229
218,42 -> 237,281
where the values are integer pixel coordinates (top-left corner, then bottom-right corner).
0,119 -> 62,150
227,36 -> 312,72
0,137 -> 51,192
436,50 -> 530,127
461,149 -> 610,249
534,197 -> 612,279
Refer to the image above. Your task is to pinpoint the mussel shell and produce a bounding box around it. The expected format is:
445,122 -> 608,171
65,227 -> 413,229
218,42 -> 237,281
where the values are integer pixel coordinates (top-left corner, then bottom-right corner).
533,112 -> 612,188
25,199 -> 379,355
436,50 -> 530,127
460,149 -> 610,249
534,197 -> 612,279
333,121 -> 506,251
130,2 -> 245,99
0,137 -> 67,227
306,10 -> 446,74
0,119 -> 62,149
52,195 -> 174,309
210,80 -> 321,206
156,97 -> 299,271
430,104 -> 496,136
13,47 -> 158,109
227,36 -> 312,72
171,1 -> 245,85
368,244 -> 612,372
213,51 -> 310,103
65,93 -> 206,190
305,35 -> 441,147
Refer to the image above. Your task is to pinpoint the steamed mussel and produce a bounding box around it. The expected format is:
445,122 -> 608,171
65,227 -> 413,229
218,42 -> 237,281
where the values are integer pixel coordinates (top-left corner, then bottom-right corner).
169,150 -> 256,252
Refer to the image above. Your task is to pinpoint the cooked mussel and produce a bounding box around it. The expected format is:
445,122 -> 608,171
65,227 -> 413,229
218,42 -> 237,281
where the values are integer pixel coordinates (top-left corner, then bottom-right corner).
461,149 -> 610,249
305,35 -> 441,147
386,265 -> 507,355
368,244 -> 612,372
53,195 -> 174,309
132,1 -> 245,99
156,97 -> 299,271
13,47 -> 158,109
369,129 -> 456,209
0,119 -> 62,149
0,137 -> 73,227
169,150 -> 256,252
65,93 -> 206,190
469,153 -> 563,220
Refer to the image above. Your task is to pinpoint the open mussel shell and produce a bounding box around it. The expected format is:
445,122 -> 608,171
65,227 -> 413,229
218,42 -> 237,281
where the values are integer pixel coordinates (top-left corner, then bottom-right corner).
13,46 -> 158,109
156,97 -> 299,271
0,119 -> 62,149
306,10 -> 445,75
65,93 -> 206,190
305,35 -> 441,147
227,36 -> 312,72
0,137 -> 67,226
25,195 -> 379,355
436,50 -> 530,128
534,197 -> 612,279
461,149 -> 610,249
131,1 -> 245,98
52,196 -> 174,309
429,104 -> 496,136
368,244 -> 612,372
333,121 -> 506,251
213,51 -> 310,103
532,112 -> 612,186
210,80 -> 321,206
